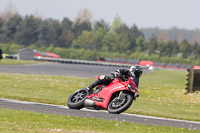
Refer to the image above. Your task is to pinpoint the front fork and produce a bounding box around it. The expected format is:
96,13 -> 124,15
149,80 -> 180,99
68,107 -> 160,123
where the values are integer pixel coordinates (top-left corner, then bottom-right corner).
118,91 -> 126,101
119,90 -> 137,101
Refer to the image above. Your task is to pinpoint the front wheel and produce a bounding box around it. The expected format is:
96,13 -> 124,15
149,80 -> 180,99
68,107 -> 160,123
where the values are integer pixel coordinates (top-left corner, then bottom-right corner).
108,93 -> 133,114
67,88 -> 89,109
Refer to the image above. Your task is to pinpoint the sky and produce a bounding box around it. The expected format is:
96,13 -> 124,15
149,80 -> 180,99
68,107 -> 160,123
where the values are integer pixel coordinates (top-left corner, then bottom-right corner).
0,0 -> 199,30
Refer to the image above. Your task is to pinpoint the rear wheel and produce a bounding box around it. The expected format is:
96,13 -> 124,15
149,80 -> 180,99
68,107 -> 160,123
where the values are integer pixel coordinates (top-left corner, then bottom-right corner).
67,88 -> 89,109
108,93 -> 133,114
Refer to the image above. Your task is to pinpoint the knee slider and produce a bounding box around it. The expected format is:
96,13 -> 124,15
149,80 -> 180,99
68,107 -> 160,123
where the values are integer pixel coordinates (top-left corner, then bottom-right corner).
99,75 -> 106,81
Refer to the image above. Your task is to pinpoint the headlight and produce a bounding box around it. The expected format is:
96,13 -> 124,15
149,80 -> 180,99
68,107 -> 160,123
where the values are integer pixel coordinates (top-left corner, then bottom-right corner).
128,84 -> 135,92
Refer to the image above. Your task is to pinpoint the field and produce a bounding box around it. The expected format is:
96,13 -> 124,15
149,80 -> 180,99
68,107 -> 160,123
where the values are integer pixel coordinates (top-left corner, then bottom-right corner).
0,108 -> 197,133
0,59 -> 42,65
0,68 -> 199,121
0,59 -> 200,132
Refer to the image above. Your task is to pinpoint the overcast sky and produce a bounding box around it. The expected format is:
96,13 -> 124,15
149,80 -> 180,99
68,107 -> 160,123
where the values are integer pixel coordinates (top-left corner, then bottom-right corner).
0,0 -> 199,29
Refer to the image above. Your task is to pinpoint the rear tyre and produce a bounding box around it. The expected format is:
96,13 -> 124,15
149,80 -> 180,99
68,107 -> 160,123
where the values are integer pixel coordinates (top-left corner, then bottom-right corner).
108,93 -> 133,114
67,88 -> 89,109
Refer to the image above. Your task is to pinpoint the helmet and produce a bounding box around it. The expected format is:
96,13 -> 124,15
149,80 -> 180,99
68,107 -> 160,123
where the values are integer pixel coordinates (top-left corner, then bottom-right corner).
129,65 -> 143,78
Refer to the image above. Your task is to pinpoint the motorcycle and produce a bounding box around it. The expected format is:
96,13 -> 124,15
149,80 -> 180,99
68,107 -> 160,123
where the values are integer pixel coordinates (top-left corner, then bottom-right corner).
67,74 -> 139,114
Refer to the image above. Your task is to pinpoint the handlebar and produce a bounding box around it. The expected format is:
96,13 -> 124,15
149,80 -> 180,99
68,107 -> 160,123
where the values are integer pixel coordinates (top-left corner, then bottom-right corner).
111,72 -> 128,81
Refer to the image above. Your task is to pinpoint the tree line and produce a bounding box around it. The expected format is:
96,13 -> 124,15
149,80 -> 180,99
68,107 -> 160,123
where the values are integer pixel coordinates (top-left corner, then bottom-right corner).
141,27 -> 200,44
0,11 -> 200,65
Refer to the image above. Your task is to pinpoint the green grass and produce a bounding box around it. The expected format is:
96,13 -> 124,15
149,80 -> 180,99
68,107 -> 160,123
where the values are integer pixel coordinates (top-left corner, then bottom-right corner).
0,59 -> 42,65
0,73 -> 92,105
0,108 -> 198,133
0,70 -> 200,121
128,70 -> 200,121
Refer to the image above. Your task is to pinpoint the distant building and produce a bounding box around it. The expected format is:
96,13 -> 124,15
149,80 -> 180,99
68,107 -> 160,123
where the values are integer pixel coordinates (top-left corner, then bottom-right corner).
18,48 -> 34,60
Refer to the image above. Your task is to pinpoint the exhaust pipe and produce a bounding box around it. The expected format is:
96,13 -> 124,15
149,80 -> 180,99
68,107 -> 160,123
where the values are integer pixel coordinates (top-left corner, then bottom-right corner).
84,99 -> 95,108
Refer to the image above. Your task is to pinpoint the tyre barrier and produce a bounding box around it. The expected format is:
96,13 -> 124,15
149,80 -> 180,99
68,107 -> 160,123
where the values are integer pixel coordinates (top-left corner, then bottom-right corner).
34,57 -> 133,68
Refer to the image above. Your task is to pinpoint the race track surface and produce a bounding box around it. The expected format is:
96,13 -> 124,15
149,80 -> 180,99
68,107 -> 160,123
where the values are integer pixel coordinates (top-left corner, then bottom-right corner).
0,98 -> 199,130
0,63 -> 129,77
0,63 -> 199,130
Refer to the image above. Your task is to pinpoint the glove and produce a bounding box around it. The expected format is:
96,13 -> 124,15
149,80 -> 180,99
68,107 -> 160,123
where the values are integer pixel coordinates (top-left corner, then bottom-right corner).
111,71 -> 120,78
128,71 -> 133,77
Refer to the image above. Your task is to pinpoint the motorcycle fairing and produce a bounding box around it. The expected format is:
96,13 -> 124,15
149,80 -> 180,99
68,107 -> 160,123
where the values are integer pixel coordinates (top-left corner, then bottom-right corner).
87,78 -> 137,109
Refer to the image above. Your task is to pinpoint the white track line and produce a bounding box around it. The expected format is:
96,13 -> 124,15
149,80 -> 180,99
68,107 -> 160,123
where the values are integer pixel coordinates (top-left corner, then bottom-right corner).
1,98 -> 200,125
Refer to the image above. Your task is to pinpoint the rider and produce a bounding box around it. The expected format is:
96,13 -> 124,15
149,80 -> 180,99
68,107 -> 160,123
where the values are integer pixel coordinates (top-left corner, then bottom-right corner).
86,65 -> 143,96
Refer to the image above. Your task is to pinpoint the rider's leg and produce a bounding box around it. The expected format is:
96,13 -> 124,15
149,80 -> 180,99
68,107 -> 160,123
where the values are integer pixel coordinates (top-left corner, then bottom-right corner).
87,75 -> 112,91
87,79 -> 102,91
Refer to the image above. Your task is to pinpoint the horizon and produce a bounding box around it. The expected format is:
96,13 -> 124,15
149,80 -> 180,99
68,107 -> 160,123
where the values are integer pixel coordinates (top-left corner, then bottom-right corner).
0,0 -> 199,30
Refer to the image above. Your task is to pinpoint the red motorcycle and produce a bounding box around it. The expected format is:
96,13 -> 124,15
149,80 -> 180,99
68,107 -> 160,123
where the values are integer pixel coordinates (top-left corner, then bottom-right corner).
67,75 -> 139,114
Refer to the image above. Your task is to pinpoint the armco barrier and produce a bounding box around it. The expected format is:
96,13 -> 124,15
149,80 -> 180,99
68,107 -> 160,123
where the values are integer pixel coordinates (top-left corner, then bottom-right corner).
186,69 -> 200,93
34,57 -> 131,68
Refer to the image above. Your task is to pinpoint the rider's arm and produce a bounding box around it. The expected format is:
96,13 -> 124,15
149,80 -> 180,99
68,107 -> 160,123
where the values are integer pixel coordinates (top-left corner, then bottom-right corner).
133,77 -> 140,97
133,77 -> 139,88
116,69 -> 131,76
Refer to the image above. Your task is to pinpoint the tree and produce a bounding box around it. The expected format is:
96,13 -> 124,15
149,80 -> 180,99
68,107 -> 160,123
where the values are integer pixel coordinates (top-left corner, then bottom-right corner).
113,33 -> 131,53
45,19 -> 62,46
110,15 -> 123,33
61,18 -> 73,31
0,18 -> 4,42
0,2 -> 18,22
171,40 -> 179,56
179,40 -> 191,58
72,30 -> 94,49
94,19 -> 109,31
73,21 -> 92,36
74,8 -> 92,24
36,18 -> 62,47
135,36 -> 146,52
191,41 -> 200,59
2,15 -> 22,42
15,15 -> 42,45
161,41 -> 174,57
156,40 -> 165,56
101,32 -> 117,52
58,18 -> 74,48
73,8 -> 92,36
129,24 -> 144,39
36,20 -> 51,46
148,34 -> 158,55
116,24 -> 144,52
129,24 -> 144,51
93,28 -> 106,50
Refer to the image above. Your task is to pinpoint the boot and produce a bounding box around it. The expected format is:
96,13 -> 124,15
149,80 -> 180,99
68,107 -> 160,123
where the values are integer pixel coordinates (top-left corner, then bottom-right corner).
86,79 -> 101,93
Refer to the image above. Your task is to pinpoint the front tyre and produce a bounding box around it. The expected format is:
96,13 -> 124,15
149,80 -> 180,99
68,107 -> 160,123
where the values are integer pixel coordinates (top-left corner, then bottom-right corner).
67,88 -> 89,109
108,93 -> 133,114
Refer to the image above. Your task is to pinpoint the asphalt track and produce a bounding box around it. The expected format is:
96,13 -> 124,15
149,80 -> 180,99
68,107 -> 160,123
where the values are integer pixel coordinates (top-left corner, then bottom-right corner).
0,63 -> 129,77
0,98 -> 200,130
0,62 -> 200,130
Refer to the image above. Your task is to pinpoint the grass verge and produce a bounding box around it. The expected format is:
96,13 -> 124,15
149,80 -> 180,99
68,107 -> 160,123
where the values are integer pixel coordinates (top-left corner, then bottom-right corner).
0,70 -> 199,121
0,59 -> 42,65
0,108 -> 197,133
